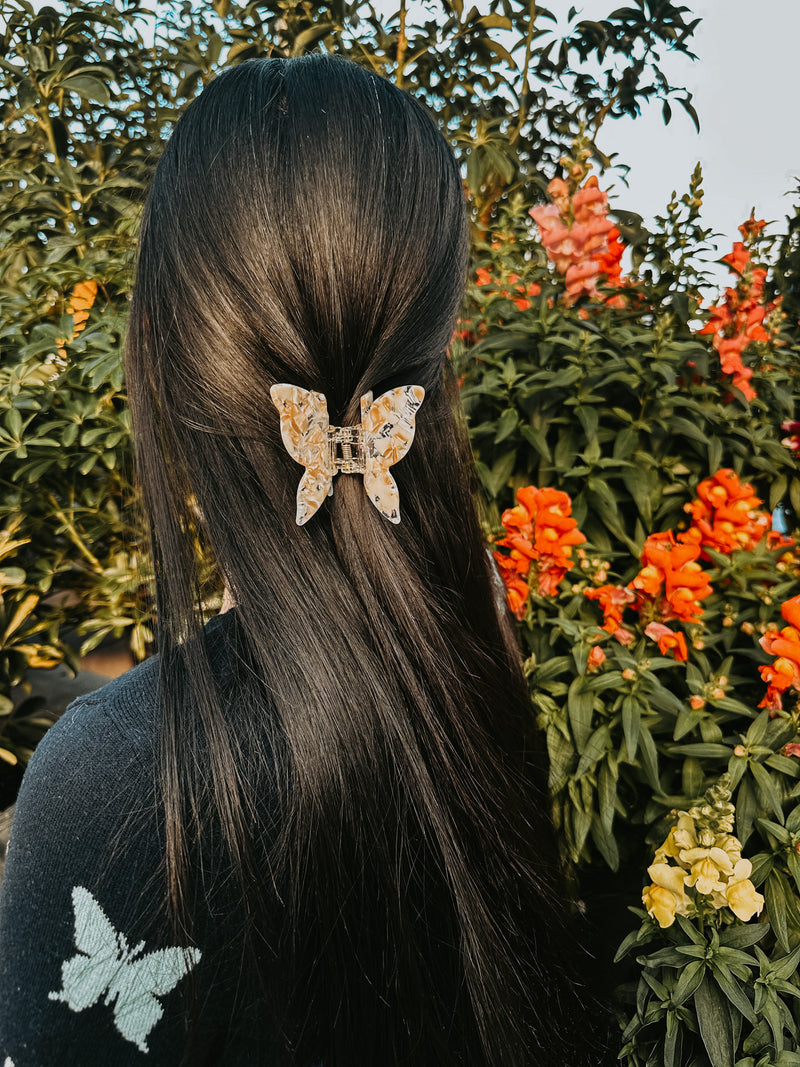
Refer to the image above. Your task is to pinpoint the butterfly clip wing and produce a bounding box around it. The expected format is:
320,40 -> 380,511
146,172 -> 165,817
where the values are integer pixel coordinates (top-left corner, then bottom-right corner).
271,382 -> 424,525
360,385 -> 425,524
270,384 -> 334,526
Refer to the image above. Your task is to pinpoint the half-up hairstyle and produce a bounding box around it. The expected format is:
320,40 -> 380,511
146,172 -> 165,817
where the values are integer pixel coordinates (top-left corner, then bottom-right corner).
125,54 -> 611,1067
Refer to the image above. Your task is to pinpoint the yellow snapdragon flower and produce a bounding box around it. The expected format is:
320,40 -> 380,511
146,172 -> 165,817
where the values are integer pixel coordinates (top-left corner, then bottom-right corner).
641,777 -> 764,928
642,863 -> 692,928
725,859 -> 764,922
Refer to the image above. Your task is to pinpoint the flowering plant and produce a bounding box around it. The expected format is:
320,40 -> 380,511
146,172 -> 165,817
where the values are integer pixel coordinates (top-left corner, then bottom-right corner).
460,171 -> 800,1063
641,778 -> 764,929
616,780 -> 800,1067
697,219 -> 783,402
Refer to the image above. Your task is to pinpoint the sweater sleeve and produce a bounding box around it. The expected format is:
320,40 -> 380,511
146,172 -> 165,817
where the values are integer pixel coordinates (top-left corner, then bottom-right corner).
0,693 -> 209,1067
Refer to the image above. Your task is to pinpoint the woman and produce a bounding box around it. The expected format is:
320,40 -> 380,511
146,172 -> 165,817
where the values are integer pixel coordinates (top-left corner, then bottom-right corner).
0,55 -> 614,1065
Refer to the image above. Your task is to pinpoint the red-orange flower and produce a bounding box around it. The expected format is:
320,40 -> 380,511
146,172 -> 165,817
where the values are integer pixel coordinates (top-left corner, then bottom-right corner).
633,532 -> 713,622
680,469 -> 771,556
722,242 -> 750,275
56,279 -> 98,358
739,216 -> 767,241
494,485 -> 586,607
475,264 -> 541,311
584,584 -> 635,644
696,225 -> 780,403
530,174 -> 627,306
781,595 -> 800,630
759,621 -> 800,710
644,622 -> 689,661
587,645 -> 606,672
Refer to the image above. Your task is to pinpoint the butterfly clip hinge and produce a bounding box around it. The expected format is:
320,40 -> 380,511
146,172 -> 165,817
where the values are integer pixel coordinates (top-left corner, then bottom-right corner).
270,383 -> 425,526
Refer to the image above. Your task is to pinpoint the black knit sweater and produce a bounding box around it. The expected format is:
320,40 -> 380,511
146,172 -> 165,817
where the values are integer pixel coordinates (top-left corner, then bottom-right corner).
0,610 -> 281,1066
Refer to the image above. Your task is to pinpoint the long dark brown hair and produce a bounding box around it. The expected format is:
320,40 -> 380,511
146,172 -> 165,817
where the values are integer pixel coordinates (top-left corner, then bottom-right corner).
125,54 -> 612,1067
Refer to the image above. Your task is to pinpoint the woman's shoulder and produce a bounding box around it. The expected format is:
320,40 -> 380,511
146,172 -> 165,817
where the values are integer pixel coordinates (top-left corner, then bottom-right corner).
0,610 -> 247,1066
41,608 -> 240,765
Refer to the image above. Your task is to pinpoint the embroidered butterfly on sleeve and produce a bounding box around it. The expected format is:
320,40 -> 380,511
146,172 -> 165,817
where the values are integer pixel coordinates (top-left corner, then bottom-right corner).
48,886 -> 201,1054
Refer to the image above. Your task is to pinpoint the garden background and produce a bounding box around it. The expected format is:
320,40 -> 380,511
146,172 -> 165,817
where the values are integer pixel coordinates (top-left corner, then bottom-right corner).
2,1 -> 800,1063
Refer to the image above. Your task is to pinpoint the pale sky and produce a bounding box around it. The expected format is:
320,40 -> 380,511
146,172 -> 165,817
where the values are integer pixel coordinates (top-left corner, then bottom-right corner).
574,0 -> 800,277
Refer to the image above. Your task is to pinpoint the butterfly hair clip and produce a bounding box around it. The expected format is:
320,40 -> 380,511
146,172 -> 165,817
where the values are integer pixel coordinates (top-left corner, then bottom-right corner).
269,383 -> 425,525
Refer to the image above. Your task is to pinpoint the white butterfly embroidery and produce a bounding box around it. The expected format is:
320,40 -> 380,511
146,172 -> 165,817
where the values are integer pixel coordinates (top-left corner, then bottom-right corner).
48,886 -> 201,1053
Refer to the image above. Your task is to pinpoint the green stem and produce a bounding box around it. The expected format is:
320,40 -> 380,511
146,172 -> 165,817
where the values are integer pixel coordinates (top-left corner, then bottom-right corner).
395,0 -> 407,87
47,493 -> 102,572
511,0 -> 536,147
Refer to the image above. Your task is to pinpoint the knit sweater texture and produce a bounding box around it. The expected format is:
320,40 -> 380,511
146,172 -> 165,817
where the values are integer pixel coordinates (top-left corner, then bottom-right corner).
0,609 -> 279,1066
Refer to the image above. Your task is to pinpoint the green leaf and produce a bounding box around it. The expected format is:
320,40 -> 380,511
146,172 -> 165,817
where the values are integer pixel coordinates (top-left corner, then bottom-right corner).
494,408 -> 518,443
748,851 -> 774,888
5,407 -> 22,438
671,416 -> 708,444
669,743 -> 732,759
567,678 -> 594,753
736,776 -> 758,846
787,802 -> 800,834
694,973 -> 735,1067
771,473 -> 789,510
589,811 -> 619,870
480,450 -> 516,498
59,74 -> 110,104
770,941 -> 800,982
765,872 -> 791,953
638,724 -> 660,791
576,723 -> 610,777
671,958 -> 705,1006
745,710 -> 771,747
751,760 -> 784,822
710,963 -> 757,1025
597,758 -> 617,834
718,923 -> 769,950
546,727 -> 574,794
622,695 -> 640,761
682,757 -> 704,798
756,818 -> 791,846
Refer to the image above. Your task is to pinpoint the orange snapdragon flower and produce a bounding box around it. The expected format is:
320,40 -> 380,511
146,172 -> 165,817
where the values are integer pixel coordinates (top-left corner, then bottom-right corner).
679,469 -> 771,556
758,595 -> 800,710
644,622 -> 689,661
56,280 -> 98,358
584,583 -> 635,644
494,486 -> 586,613
587,645 -> 606,672
475,263 -> 541,311
696,219 -> 782,402
530,174 -> 626,306
633,532 -> 713,622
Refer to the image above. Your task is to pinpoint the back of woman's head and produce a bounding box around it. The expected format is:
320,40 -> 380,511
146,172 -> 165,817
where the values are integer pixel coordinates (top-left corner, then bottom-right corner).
126,54 -> 613,1067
